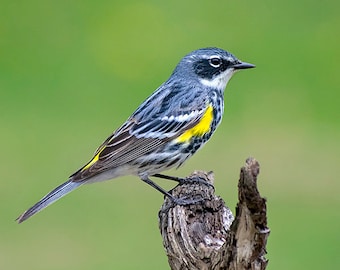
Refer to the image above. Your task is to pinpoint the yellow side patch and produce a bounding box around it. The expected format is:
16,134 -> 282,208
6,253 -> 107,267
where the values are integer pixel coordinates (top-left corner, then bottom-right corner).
175,104 -> 214,143
81,147 -> 105,171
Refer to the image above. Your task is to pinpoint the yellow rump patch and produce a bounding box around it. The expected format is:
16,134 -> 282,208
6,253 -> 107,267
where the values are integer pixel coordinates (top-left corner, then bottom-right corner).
175,104 -> 214,143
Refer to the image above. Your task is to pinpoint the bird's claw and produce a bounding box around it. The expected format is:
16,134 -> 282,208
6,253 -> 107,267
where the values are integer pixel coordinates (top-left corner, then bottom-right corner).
171,196 -> 204,206
179,176 -> 214,189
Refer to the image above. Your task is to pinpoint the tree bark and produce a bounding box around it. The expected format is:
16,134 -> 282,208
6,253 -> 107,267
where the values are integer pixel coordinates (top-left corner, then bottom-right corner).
159,157 -> 269,270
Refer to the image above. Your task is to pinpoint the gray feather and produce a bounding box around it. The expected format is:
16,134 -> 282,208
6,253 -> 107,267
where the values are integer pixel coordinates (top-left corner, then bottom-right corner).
16,180 -> 82,223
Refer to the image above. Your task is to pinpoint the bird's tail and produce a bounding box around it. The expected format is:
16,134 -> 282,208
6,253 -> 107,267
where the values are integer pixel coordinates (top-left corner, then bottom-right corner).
16,180 -> 82,223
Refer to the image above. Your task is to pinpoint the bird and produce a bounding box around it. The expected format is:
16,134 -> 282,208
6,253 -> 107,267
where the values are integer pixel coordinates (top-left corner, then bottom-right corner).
16,47 -> 255,223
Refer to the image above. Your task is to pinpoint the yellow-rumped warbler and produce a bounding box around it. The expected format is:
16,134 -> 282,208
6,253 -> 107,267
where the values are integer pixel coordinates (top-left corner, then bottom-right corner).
17,47 -> 254,223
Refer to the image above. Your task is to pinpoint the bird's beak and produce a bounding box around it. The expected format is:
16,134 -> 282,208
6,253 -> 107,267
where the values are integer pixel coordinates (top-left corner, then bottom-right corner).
233,61 -> 255,70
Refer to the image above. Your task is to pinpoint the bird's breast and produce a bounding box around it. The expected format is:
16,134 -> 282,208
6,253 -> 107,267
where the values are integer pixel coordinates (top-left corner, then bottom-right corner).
175,104 -> 214,144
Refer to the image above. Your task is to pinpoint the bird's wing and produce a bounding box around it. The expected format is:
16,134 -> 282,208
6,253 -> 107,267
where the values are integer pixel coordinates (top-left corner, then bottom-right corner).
71,102 -> 210,182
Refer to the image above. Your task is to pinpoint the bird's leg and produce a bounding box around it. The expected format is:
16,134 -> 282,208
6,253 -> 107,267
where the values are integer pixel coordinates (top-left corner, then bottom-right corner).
139,175 -> 203,205
152,173 -> 184,183
152,173 -> 214,188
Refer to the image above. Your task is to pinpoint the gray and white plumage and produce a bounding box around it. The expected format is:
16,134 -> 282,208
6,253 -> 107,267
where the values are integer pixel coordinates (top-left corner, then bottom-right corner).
17,47 -> 254,223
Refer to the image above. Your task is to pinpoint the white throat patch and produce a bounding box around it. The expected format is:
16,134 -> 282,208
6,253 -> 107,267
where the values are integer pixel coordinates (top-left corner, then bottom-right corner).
199,68 -> 236,91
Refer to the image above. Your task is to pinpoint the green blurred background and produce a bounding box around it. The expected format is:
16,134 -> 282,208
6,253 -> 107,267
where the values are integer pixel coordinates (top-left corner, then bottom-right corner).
1,0 -> 339,269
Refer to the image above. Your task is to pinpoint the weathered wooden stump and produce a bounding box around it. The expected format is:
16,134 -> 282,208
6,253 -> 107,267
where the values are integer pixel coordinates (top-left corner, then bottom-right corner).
159,158 -> 269,270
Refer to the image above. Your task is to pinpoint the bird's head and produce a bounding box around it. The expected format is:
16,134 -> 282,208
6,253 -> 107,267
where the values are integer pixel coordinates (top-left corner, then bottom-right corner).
174,47 -> 255,91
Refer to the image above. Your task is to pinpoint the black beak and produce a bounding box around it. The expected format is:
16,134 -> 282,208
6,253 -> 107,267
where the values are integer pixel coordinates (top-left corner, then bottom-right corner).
233,61 -> 255,70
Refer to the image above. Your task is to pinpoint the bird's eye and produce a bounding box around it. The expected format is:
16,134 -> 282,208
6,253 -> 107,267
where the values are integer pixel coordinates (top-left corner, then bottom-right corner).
209,57 -> 222,68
